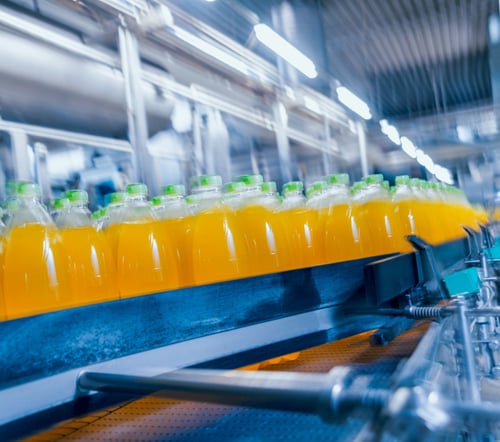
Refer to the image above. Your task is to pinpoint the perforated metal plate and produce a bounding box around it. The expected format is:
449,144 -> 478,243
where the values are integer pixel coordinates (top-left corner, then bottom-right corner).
27,323 -> 429,442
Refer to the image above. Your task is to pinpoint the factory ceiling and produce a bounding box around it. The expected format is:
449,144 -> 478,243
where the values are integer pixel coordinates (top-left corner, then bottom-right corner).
170,0 -> 498,120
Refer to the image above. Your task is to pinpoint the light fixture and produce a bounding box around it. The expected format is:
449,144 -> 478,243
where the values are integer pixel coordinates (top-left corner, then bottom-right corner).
336,87 -> 372,120
254,24 -> 318,79
303,95 -> 321,114
174,27 -> 249,75
380,119 -> 400,144
435,165 -> 454,184
400,136 -> 417,158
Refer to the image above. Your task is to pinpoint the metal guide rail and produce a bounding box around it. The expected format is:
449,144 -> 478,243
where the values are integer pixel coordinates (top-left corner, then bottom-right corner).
0,235 -> 476,439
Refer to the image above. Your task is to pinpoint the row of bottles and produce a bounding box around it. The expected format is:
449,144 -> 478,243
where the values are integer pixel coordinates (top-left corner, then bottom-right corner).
0,174 -> 487,321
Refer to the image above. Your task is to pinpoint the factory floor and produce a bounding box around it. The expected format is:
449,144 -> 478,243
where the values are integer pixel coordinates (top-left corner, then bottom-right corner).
27,321 -> 429,442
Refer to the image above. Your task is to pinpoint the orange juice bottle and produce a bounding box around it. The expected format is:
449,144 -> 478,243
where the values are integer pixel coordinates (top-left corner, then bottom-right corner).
305,180 -> 329,265
3,182 -> 73,318
280,181 -> 317,269
393,175 -> 433,245
353,174 -> 405,256
322,173 -> 363,263
102,191 -> 127,257
234,175 -> 291,276
189,175 -> 250,285
409,179 -> 441,244
56,190 -> 118,306
113,183 -> 179,298
152,184 -> 194,288
349,181 -> 373,258
430,182 -> 464,242
0,209 -> 5,321
50,197 -> 70,225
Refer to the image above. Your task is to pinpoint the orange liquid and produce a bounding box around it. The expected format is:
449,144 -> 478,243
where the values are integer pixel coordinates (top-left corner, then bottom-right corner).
4,224 -> 73,319
279,207 -> 318,269
0,238 -> 5,320
60,226 -> 118,306
323,203 -> 362,263
111,220 -> 179,298
191,205 -> 250,285
236,204 -> 290,276
160,216 -> 194,288
395,200 -> 435,246
354,200 -> 406,257
438,202 -> 466,242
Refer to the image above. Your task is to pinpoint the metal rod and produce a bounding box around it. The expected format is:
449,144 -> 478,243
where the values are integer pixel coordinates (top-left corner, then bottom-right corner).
78,369 -> 334,414
77,368 -> 390,423
118,24 -> 150,186
455,300 -> 481,403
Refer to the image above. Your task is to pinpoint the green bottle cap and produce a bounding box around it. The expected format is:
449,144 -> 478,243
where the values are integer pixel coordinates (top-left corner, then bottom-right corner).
66,189 -> 89,204
109,191 -> 127,204
261,181 -> 277,194
190,175 -> 222,189
325,173 -> 349,186
306,181 -> 327,198
351,181 -> 365,193
126,183 -> 148,196
162,184 -> 186,197
151,195 -> 166,206
17,181 -> 41,197
409,178 -> 421,187
236,174 -> 264,186
395,175 -> 410,185
364,174 -> 384,185
91,208 -> 105,220
53,197 -> 70,210
223,181 -> 246,194
282,181 -> 304,195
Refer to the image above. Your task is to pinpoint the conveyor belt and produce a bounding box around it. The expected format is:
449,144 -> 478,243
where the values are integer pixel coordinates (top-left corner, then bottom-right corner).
27,322 -> 429,442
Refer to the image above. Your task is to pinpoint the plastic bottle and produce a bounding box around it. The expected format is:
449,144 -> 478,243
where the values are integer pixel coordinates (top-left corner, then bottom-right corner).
305,180 -> 329,265
352,174 -> 406,256
392,175 -> 433,245
3,182 -> 73,318
322,173 -> 363,262
112,183 -> 179,298
50,197 -> 70,225
189,175 -> 249,285
280,181 -> 317,269
153,184 -> 194,288
0,208 -> 5,321
425,181 -> 461,243
235,175 -> 291,276
56,190 -> 118,305
102,191 -> 127,256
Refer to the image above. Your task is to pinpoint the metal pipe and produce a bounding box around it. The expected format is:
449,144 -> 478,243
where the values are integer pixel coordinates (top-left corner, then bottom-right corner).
78,369 -> 336,414
118,24 -> 149,186
455,300 -> 481,403
77,367 -> 389,422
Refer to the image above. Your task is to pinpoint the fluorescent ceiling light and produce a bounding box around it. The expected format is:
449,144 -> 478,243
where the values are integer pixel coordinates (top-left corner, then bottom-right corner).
303,95 -> 321,114
400,136 -> 417,158
175,27 -> 249,75
435,165 -> 453,184
254,24 -> 318,79
336,87 -> 372,120
456,125 -> 474,143
379,119 -> 400,144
